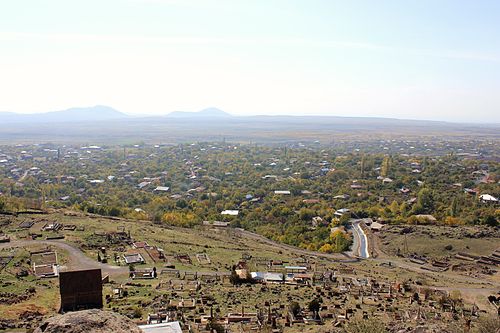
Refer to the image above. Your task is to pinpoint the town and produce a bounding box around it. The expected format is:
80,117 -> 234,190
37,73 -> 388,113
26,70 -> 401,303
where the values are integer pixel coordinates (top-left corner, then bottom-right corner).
0,139 -> 498,332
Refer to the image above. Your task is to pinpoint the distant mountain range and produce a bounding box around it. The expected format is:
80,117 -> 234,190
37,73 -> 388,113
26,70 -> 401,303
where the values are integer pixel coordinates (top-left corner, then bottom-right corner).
0,105 -> 497,128
0,105 -> 497,143
0,106 -> 235,123
167,107 -> 232,118
0,106 -> 127,123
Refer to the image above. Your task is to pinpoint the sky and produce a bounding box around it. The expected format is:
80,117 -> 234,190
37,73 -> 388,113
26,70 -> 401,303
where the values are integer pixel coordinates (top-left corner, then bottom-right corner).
1,0 -> 500,122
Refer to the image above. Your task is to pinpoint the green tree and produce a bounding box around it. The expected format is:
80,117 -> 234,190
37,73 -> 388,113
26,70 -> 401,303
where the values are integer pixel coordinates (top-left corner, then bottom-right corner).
412,188 -> 434,215
389,200 -> 399,217
449,197 -> 459,217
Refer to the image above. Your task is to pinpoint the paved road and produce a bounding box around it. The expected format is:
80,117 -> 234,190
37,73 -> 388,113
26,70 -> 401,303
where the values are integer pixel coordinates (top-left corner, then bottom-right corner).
351,221 -> 369,259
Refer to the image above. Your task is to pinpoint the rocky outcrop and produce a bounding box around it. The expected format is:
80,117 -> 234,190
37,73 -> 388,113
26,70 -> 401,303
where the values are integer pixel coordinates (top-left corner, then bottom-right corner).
34,309 -> 142,333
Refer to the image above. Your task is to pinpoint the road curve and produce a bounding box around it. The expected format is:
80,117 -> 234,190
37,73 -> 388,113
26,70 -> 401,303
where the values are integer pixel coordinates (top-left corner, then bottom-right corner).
351,221 -> 369,259
0,239 -> 129,276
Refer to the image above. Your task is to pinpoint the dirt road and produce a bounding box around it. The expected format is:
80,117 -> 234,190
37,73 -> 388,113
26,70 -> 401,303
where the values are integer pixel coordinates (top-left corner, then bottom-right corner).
0,239 -> 129,276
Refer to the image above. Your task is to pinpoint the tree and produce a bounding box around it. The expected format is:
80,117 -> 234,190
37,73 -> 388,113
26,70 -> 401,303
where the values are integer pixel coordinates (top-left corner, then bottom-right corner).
289,301 -> 301,317
380,156 -> 391,177
360,154 -> 366,178
389,200 -> 399,217
308,298 -> 322,320
412,188 -> 434,215
318,243 -> 334,253
298,208 -> 315,221
399,202 -> 408,217
449,197 -> 459,217
483,215 -> 498,227
330,229 -> 352,252
444,216 -> 464,226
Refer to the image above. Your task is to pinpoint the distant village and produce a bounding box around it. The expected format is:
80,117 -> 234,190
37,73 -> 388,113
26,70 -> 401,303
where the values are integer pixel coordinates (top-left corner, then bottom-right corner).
0,139 -> 498,332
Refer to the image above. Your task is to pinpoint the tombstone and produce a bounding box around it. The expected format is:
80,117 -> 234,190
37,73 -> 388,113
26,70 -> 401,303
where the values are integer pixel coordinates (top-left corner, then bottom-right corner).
59,269 -> 103,312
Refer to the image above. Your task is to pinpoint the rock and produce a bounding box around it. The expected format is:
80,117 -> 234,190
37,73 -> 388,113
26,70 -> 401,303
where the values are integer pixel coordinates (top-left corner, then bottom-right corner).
33,309 -> 142,333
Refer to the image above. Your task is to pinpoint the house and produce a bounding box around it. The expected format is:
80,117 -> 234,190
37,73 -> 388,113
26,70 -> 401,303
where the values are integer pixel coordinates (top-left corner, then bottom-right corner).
400,187 -> 411,194
370,222 -> 385,232
263,272 -> 284,283
333,194 -> 350,200
311,216 -> 327,227
464,188 -> 478,195
334,208 -> 350,217
138,181 -> 151,189
153,186 -> 170,192
412,214 -> 437,224
382,178 -> 393,184
250,272 -> 284,283
480,194 -> 498,203
221,210 -> 239,216
274,190 -> 291,195
203,220 -> 230,227
303,199 -> 320,204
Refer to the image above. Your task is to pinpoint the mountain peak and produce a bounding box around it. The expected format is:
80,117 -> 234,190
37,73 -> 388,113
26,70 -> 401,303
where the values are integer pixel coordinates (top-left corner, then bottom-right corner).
198,107 -> 231,117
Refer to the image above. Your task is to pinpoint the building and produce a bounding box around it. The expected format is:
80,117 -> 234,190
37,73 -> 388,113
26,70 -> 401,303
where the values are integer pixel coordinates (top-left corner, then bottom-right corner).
480,194 -> 498,203
274,190 -> 291,195
221,210 -> 239,216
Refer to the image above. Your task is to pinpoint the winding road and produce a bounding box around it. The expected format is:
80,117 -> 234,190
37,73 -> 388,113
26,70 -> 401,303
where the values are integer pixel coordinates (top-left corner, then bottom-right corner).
0,239 -> 129,276
351,221 -> 369,259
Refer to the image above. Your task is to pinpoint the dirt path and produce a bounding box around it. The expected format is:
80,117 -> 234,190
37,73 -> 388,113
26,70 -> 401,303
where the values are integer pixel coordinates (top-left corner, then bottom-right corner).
0,239 -> 129,276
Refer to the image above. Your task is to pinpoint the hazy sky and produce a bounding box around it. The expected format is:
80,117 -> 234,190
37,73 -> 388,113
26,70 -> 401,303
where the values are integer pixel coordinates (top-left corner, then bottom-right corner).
1,0 -> 500,122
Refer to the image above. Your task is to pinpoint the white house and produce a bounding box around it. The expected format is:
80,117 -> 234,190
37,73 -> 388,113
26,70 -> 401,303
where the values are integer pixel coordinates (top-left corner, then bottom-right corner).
480,194 -> 498,203
221,210 -> 239,216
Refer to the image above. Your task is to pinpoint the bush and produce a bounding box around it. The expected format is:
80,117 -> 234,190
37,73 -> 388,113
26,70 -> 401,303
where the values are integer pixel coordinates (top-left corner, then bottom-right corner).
132,306 -> 143,318
344,318 -> 387,333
